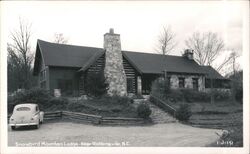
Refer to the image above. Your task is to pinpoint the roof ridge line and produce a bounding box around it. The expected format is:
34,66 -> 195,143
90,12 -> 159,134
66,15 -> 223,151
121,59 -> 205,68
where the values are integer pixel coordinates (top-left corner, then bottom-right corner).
122,50 -> 183,58
37,39 -> 104,50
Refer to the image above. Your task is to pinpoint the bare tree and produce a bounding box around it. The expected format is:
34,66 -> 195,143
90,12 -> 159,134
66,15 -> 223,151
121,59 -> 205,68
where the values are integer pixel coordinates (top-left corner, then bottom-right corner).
54,33 -> 68,44
8,18 -> 35,91
156,26 -> 176,55
216,50 -> 239,73
185,32 -> 224,66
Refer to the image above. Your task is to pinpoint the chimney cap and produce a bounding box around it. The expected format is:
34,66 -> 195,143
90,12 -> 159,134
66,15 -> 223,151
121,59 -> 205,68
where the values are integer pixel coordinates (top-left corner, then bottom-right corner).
109,28 -> 114,34
183,49 -> 194,60
104,28 -> 119,36
184,49 -> 194,54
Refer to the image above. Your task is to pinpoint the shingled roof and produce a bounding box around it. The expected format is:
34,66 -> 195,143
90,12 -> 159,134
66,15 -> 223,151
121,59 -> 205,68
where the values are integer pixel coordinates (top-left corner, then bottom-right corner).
201,66 -> 225,79
34,39 -> 223,79
122,51 -> 206,74
36,39 -> 104,68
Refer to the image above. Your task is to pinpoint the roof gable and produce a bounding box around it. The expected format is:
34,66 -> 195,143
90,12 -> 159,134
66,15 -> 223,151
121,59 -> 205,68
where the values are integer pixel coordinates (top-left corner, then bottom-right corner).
78,51 -> 104,72
36,39 -> 104,68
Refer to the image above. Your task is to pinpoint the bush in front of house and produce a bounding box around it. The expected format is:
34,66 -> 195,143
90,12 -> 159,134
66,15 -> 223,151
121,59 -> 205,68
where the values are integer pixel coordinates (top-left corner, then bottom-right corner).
8,88 -> 52,113
66,95 -> 138,118
98,94 -> 132,106
167,89 -> 184,102
180,89 -> 210,103
176,104 -> 192,122
151,77 -> 170,100
46,97 -> 69,111
130,94 -> 144,99
136,101 -> 152,119
66,101 -> 90,113
209,89 -> 231,102
85,71 -> 109,97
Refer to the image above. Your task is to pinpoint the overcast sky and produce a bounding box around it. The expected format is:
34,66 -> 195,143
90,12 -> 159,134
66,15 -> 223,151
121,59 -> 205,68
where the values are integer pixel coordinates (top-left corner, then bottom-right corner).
1,1 -> 247,74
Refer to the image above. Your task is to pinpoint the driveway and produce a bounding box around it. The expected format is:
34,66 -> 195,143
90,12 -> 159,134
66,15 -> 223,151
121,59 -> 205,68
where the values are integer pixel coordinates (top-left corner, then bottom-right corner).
8,122 -> 222,147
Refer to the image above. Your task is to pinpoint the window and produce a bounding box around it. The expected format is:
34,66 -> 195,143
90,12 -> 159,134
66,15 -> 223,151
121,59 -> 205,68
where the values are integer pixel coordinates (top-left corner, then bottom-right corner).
127,78 -> 134,93
36,106 -> 39,112
192,78 -> 199,90
16,107 -> 30,111
205,79 -> 211,88
179,77 -> 185,88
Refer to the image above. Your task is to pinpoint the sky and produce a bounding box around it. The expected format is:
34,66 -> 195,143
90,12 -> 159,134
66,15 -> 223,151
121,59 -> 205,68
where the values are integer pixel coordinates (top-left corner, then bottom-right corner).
1,1 -> 248,74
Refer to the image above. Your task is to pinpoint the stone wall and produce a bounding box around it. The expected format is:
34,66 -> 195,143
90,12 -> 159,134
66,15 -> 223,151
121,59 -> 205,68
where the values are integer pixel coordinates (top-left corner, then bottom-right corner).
104,29 -> 127,96
169,74 -> 205,91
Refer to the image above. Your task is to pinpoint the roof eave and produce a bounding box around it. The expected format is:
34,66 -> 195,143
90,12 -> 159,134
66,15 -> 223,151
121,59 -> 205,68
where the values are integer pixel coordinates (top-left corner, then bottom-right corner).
78,51 -> 105,72
122,52 -> 143,74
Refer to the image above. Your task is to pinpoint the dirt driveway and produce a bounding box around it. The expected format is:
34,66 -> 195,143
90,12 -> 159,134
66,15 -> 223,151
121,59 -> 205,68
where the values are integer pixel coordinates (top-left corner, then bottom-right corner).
8,122 -> 222,147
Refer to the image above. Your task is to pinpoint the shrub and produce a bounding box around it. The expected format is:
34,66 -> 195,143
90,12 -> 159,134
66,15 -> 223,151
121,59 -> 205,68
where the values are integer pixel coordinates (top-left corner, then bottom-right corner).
168,89 -> 232,103
99,94 -> 132,106
131,94 -> 144,99
180,89 -> 210,103
176,104 -> 192,121
8,88 -> 52,113
151,77 -> 170,100
136,101 -> 152,119
210,89 -> 231,101
66,96 -> 138,118
67,101 -> 88,113
85,71 -> 108,97
167,89 -> 184,102
46,97 -> 69,111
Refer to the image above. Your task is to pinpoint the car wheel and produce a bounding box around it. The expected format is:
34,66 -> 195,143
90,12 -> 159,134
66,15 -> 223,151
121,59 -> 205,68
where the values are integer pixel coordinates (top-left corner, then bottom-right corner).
11,126 -> 16,130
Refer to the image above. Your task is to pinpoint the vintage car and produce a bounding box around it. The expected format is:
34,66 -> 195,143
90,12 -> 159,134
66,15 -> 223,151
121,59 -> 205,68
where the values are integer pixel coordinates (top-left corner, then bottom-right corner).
9,103 -> 44,130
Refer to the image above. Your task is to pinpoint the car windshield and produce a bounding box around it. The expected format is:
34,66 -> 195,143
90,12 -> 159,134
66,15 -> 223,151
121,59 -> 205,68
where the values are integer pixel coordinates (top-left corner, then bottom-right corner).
16,107 -> 31,111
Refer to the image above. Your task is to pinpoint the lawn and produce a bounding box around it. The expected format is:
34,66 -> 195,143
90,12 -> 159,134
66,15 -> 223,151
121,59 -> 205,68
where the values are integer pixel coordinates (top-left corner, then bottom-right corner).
166,100 -> 243,147
168,101 -> 242,128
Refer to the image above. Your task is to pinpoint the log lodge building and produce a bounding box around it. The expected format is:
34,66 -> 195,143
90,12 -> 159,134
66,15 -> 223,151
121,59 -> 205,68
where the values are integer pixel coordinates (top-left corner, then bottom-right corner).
33,29 -> 229,96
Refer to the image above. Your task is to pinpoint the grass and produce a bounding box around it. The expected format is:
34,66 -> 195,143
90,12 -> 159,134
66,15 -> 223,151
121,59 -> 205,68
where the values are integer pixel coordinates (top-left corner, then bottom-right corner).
168,101 -> 242,128
162,99 -> 243,147
169,101 -> 242,114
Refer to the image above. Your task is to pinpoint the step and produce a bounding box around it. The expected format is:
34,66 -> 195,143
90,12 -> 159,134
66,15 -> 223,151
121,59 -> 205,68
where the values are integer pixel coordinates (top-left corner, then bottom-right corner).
148,102 -> 177,124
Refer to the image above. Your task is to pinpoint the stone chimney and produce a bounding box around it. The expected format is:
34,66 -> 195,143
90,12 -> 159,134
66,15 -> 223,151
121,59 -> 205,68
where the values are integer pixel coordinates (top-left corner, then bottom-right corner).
104,28 -> 127,96
182,49 -> 194,60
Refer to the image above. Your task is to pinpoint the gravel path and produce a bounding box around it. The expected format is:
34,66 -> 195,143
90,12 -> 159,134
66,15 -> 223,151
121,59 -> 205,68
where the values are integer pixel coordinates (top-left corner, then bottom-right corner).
8,122 -> 222,147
